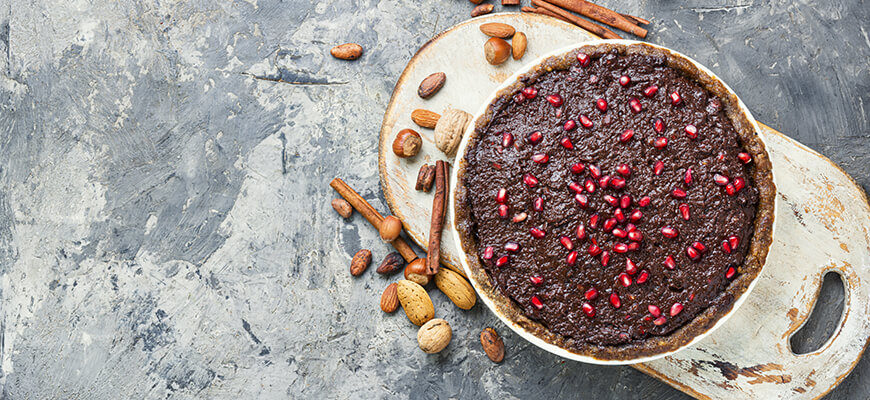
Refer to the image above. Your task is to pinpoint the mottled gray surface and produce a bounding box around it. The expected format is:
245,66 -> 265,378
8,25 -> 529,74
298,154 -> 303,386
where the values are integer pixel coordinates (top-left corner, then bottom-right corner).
0,0 -> 867,398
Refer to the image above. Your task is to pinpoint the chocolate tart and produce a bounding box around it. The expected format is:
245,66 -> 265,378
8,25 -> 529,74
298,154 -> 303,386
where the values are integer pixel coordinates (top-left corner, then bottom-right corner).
452,41 -> 775,363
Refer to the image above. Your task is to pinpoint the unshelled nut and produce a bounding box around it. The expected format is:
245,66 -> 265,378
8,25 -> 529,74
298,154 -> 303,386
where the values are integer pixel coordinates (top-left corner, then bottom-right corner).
512,32 -> 527,60
415,164 -> 436,192
350,249 -> 372,276
471,4 -> 494,17
331,198 -> 352,218
330,43 -> 363,60
379,215 -> 403,242
397,279 -> 435,326
469,0 -> 484,4
392,129 -> 422,158
376,252 -> 405,275
480,327 -> 505,363
418,72 -> 446,99
484,37 -> 511,65
434,108 -> 471,156
480,22 -> 515,38
434,268 -> 476,310
404,258 -> 431,286
417,318 -> 452,354
380,283 -> 399,313
411,109 -> 441,129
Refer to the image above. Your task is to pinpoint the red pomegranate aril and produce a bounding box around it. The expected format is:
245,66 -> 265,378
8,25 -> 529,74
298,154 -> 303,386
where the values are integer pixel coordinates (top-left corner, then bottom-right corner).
733,177 -> 746,191
685,124 -> 698,139
524,173 -> 538,187
648,304 -> 661,317
534,197 -> 544,212
582,302 -> 596,318
566,250 -> 578,265
629,97 -> 643,113
686,246 -> 701,260
579,114 -> 593,128
530,227 -> 546,238
496,255 -> 509,267
505,242 -> 520,252
685,168 -> 694,185
522,86 -> 538,99
560,236 -> 574,250
661,226 -> 679,238
512,212 -> 527,223
589,213 -> 600,229
531,295 -> 544,309
563,119 -> 577,131
576,224 -> 587,240
628,230 -> 643,242
546,94 -> 563,107
679,203 -> 690,220
672,188 -> 687,199
560,136 -> 574,149
626,223 -> 637,232
619,75 -> 631,86
636,270 -> 649,284
618,273 -> 632,287
502,132 -> 513,148
616,164 -> 631,177
528,131 -> 542,144
654,118 -> 665,133
600,251 -> 610,266
654,160 -> 664,176
530,275 -> 543,285
653,316 -> 667,326
664,255 -> 676,269
610,177 -> 626,189
692,241 -> 706,252
532,153 -> 549,164
568,181 -> 583,193
584,179 -> 597,193
577,52 -> 590,66
585,288 -> 599,300
613,243 -> 628,253
726,266 -> 737,279
588,164 -> 602,179
722,240 -> 732,254
629,209 -> 643,222
599,175 -> 611,189
626,258 -> 638,275
670,303 -> 683,317
627,242 -> 640,251
603,218 -> 618,231
588,244 -> 602,256
670,91 -> 682,105
738,152 -> 752,164
638,196 -> 651,207
610,293 -> 621,308
513,93 -> 525,104
603,194 -> 618,207
654,137 -> 668,149
498,204 -> 509,218
713,173 -> 729,186
575,194 -> 589,208
725,183 -> 736,196
717,153 -> 726,161
619,129 -> 634,143
483,246 -> 494,260
643,85 -> 659,97
614,208 -> 626,223
571,162 -> 585,174
496,188 -> 507,203
613,228 -> 628,238
596,98 -> 608,112
729,235 -> 740,249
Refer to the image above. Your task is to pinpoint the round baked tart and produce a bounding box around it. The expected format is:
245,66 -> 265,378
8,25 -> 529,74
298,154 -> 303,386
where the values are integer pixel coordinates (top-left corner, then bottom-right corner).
452,41 -> 775,363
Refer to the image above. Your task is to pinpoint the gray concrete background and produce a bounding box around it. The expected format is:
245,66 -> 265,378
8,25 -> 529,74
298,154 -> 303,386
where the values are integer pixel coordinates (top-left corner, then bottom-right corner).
0,0 -> 867,398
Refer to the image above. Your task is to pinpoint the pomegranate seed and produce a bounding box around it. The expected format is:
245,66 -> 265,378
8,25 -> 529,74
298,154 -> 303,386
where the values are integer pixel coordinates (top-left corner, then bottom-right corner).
654,118 -> 665,133
643,85 -> 659,97
505,242 -> 520,252
628,230 -> 643,242
616,164 -> 631,177
588,164 -> 602,179
638,196 -> 651,207
689,293 -> 696,301
584,179 -> 596,193
679,204 -> 690,220
530,275 -> 543,285
547,94 -> 563,107
653,316 -> 667,326
726,266 -> 736,279
670,303 -> 683,316
654,137 -> 668,149
502,132 -> 514,148
725,183 -> 736,196
600,251 -> 610,266
738,152 -> 752,164
483,246 -> 494,260
496,255 -> 509,267
654,160 -> 664,175
619,129 -> 634,143
629,97 -> 643,113
618,273 -> 632,287
560,136 -> 574,149
626,223 -> 637,232
610,177 -> 626,189
582,302 -> 596,317
717,153 -> 726,161
588,244 -> 602,256
713,173 -> 729,186
614,208 -> 626,223
603,218 -> 617,231
524,173 -> 538,187
577,52 -> 590,66
722,240 -> 732,254
512,212 -> 527,223
563,119 -> 577,131
579,114 -> 593,128
626,258 -> 638,275
613,243 -> 628,253
571,162 -> 585,174
534,197 -> 544,212
568,181 -> 583,193
528,131 -> 542,144
599,175 -> 611,189
637,270 -> 649,284
596,98 -> 608,112
498,204 -> 509,218
513,93 -> 525,103
686,246 -> 701,260
685,124 -> 698,139
567,251 -> 578,265
733,177 -> 745,191
693,241 -> 707,252
585,288 -> 599,300
532,153 -> 549,164
661,226 -> 679,238
617,196 -> 630,210
648,305 -> 661,317
613,228 -> 628,238
729,235 -> 740,249
627,242 -> 640,251
629,209 -> 643,222
610,293 -> 621,308
560,236 -> 573,250
530,227 -> 545,238
664,255 -> 676,269
522,86 -> 538,99
589,214 -> 600,229
576,224 -> 587,240
496,188 -> 507,203
603,195 -> 618,207
575,194 -> 589,208
618,75 -> 631,86
685,168 -> 693,185
672,188 -> 687,199
670,91 -> 681,105
531,295 -> 544,309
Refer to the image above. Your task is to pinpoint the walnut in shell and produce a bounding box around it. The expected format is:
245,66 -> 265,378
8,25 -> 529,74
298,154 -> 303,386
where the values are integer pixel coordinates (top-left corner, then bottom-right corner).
434,108 -> 471,156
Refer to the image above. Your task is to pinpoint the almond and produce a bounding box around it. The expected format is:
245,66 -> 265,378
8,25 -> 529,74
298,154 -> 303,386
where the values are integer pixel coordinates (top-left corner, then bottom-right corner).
330,43 -> 363,60
397,279 -> 434,326
434,268 -> 476,310
380,283 -> 399,313
480,22 -> 515,38
512,32 -> 527,60
411,109 -> 441,129
418,72 -> 446,99
417,319 -> 452,354
471,4 -> 494,17
480,327 -> 505,363
350,249 -> 372,276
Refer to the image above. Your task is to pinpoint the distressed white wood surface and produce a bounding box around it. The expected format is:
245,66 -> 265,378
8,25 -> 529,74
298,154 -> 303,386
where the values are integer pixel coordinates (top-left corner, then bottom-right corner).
378,13 -> 870,399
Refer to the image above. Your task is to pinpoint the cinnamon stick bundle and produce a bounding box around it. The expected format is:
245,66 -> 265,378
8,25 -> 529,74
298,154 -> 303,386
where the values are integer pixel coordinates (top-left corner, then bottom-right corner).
547,0 -> 647,38
426,161 -> 448,275
532,0 -> 621,39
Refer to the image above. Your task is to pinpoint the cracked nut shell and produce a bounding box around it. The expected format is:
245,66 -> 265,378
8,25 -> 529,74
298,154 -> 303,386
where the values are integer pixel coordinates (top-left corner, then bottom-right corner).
392,129 -> 422,158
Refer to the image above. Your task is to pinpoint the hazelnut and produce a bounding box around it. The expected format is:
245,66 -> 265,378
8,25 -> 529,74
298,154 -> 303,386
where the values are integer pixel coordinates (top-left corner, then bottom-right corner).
484,38 -> 511,65
405,258 -> 431,286
392,129 -> 422,158
379,215 -> 403,242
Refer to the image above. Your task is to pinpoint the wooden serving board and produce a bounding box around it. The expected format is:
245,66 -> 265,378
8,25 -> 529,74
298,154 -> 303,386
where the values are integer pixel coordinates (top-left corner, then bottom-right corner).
378,13 -> 870,399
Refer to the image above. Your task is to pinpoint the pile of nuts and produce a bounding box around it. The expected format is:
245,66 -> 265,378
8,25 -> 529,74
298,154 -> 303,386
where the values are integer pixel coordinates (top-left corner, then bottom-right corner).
480,23 -> 527,65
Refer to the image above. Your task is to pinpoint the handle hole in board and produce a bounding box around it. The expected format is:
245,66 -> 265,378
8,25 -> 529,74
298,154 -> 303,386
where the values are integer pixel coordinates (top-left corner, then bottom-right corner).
790,271 -> 845,355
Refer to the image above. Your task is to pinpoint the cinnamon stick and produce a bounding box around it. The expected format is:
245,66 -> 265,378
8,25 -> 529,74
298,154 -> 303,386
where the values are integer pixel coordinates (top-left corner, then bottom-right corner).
546,0 -> 647,38
523,6 -> 574,25
426,161 -> 448,275
620,12 -> 650,26
330,178 -> 418,262
532,0 -> 621,39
